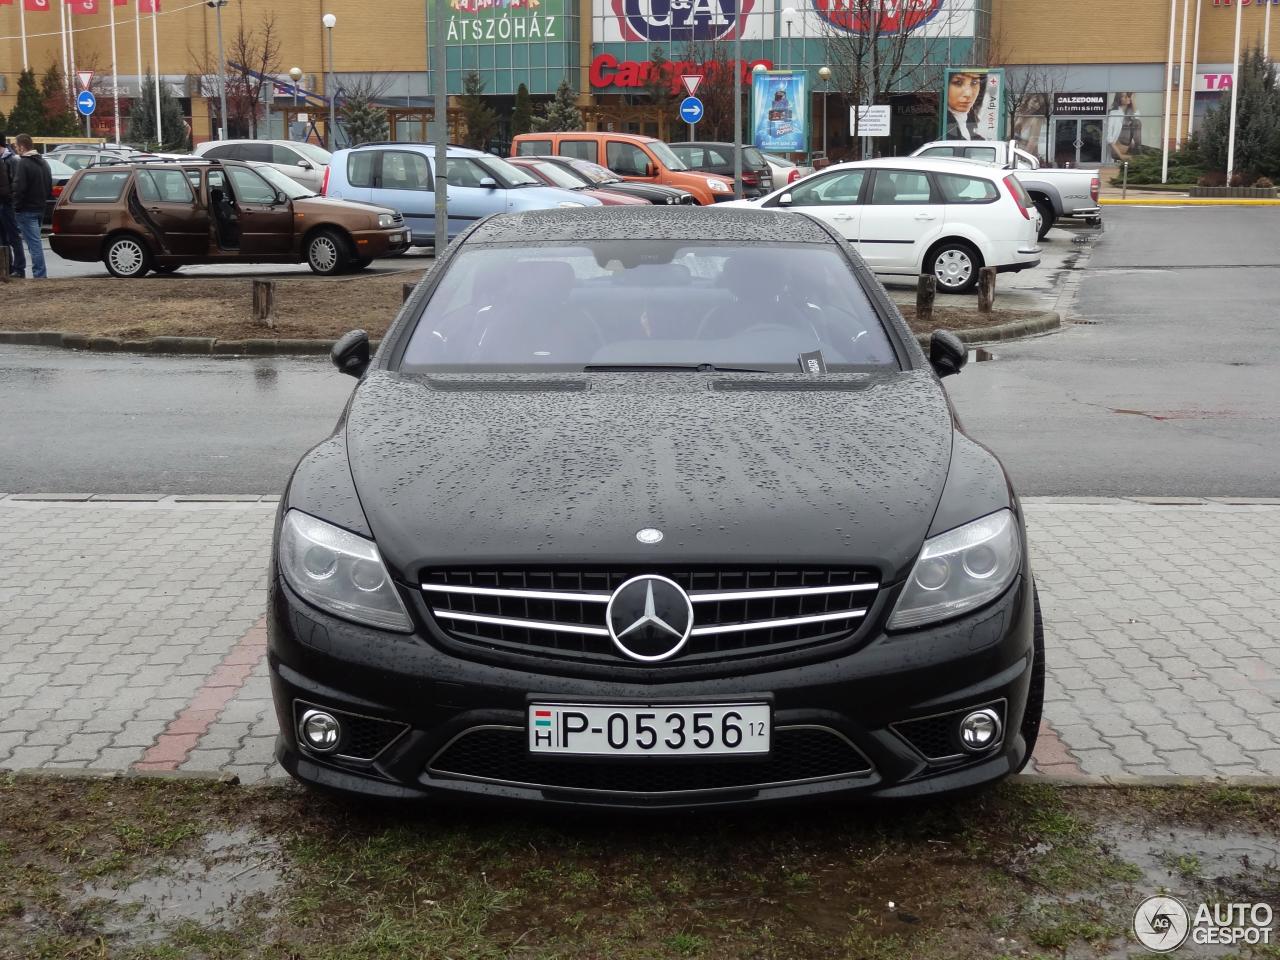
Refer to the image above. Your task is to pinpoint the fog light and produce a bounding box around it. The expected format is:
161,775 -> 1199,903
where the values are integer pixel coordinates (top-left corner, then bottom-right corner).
299,709 -> 342,753
958,709 -> 1002,752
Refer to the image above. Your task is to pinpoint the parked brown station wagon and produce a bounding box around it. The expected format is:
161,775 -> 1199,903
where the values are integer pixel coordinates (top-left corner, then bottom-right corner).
50,159 -> 410,277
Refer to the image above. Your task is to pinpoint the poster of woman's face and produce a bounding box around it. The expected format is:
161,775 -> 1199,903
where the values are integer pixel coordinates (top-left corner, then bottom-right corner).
941,68 -> 1004,142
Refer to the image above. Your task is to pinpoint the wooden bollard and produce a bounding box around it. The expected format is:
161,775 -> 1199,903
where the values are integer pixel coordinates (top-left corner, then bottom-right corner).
0,246 -> 10,283
977,266 -> 996,314
915,273 -> 935,323
403,282 -> 415,303
252,279 -> 275,326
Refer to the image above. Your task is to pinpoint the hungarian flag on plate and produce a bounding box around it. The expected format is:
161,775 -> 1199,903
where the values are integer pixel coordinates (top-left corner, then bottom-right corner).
22,0 -> 51,11
138,0 -> 160,9
69,0 -> 99,14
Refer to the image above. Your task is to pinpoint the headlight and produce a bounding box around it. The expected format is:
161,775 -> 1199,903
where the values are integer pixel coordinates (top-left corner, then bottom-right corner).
377,213 -> 396,228
278,511 -> 412,632
706,178 -> 730,193
665,196 -> 677,204
887,510 -> 1021,630
557,201 -> 586,208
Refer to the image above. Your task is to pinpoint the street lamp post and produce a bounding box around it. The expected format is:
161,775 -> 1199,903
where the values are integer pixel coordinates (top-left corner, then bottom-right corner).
322,13 -> 337,149
289,66 -> 303,141
207,0 -> 230,141
818,65 -> 830,161
781,6 -> 797,72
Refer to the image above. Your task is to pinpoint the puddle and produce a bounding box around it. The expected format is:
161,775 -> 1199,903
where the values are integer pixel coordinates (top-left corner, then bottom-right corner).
75,828 -> 283,944
1099,821 -> 1279,903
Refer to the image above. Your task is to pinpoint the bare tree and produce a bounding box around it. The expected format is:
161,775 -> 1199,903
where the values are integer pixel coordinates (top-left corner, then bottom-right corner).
675,40 -> 745,143
820,0 -> 972,155
189,11 -> 281,138
999,66 -> 1067,162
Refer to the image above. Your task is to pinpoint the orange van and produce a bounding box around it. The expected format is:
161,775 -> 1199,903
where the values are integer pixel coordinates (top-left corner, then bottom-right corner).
510,132 -> 735,205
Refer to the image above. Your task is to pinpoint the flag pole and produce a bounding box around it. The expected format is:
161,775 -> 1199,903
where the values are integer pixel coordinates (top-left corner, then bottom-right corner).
18,0 -> 28,70
68,0 -> 79,107
1160,0 -> 1176,183
135,0 -> 143,140
151,2 -> 161,145
60,0 -> 72,103
1175,0 -> 1189,150
1225,0 -> 1243,181
1188,0 -> 1203,138
110,0 -> 121,144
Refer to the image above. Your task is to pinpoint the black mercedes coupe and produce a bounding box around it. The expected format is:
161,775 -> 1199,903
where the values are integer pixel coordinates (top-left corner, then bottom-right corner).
268,206 -> 1044,808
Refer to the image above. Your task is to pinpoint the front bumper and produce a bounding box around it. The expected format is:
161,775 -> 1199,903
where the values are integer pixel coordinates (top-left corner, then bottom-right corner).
269,570 -> 1036,809
352,227 -> 411,259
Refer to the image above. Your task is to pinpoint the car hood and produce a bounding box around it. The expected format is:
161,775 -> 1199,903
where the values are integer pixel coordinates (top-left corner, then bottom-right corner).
344,370 -> 954,581
293,195 -> 397,219
510,185 -> 603,208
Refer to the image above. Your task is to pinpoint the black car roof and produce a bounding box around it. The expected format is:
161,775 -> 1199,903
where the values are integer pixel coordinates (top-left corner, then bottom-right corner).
468,207 -> 837,245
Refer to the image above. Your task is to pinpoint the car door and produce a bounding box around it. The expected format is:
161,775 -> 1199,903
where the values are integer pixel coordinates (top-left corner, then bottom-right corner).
766,168 -> 867,243
132,167 -> 208,256
606,141 -> 656,182
370,149 -> 433,240
443,157 -> 507,232
857,168 -> 943,274
224,165 -> 294,256
558,138 -> 600,163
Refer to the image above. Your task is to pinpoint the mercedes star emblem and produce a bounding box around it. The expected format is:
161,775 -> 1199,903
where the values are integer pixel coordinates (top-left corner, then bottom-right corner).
605,575 -> 694,662
635,528 -> 664,544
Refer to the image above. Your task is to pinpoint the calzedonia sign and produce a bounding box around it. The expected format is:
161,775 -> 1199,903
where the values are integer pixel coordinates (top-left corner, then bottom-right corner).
1053,93 -> 1107,115
590,53 -> 773,89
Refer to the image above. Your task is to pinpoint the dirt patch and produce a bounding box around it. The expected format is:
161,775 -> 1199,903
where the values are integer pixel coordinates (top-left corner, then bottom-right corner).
0,272 -> 426,342
899,305 -> 1034,335
2,776 -> 1278,959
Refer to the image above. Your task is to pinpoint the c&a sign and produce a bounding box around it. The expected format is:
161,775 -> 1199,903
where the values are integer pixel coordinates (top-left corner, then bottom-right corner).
594,0 -> 766,42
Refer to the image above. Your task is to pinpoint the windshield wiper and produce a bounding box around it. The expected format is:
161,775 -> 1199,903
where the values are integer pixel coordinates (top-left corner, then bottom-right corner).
584,363 -> 768,373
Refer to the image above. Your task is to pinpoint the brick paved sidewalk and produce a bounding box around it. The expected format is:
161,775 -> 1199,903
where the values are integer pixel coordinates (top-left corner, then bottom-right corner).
1,496 -> 1277,784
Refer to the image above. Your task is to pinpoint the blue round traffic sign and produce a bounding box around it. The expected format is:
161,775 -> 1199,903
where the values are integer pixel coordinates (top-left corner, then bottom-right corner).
679,96 -> 704,124
76,90 -> 97,116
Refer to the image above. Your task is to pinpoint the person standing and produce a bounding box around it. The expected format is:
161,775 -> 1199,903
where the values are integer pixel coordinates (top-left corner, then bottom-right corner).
0,137 -> 27,278
11,135 -> 51,280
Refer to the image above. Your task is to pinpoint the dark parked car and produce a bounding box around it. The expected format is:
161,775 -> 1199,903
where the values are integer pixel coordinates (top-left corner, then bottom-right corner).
270,207 -> 1043,809
532,155 -> 697,205
44,155 -> 75,226
668,142 -> 774,197
507,156 -> 648,206
49,159 -> 408,277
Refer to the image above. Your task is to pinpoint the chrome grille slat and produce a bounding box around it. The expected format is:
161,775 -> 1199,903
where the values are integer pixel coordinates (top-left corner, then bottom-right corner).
421,568 -> 879,664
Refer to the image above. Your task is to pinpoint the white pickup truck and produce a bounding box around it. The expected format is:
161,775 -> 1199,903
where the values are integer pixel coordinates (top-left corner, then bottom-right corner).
911,140 -> 1102,240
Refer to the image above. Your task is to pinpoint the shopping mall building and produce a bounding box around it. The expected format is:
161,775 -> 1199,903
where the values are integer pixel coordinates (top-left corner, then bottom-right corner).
1,0 -> 1276,162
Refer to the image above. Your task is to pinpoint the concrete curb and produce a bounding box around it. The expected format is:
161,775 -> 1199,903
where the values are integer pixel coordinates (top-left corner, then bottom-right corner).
1100,197 -> 1280,206
0,329 -> 381,356
913,311 -> 1060,350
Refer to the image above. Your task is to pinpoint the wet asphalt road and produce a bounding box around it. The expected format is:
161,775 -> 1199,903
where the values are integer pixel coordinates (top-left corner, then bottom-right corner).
1,206 -> 1277,496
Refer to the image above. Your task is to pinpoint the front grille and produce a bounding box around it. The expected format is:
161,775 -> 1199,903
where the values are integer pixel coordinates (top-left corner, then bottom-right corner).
429,726 -> 872,794
421,567 -> 879,665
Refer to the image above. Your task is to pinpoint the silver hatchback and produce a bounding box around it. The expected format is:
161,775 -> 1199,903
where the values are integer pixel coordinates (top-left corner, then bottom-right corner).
193,139 -> 331,193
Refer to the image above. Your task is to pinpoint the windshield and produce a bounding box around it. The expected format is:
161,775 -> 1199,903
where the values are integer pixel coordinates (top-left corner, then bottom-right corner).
399,242 -> 898,372
292,142 -> 332,165
46,158 -> 75,177
647,140 -> 687,171
566,159 -> 620,184
524,160 -> 586,189
477,156 -> 541,187
254,165 -> 315,198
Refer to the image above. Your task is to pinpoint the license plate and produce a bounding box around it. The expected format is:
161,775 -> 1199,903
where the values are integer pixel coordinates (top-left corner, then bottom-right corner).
529,703 -> 770,757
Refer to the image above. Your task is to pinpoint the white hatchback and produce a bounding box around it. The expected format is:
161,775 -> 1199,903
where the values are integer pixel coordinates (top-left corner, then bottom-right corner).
723,156 -> 1041,294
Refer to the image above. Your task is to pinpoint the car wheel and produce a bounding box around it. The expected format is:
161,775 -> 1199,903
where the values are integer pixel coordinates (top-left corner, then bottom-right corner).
154,264 -> 181,275
1033,199 -> 1055,241
103,235 -> 152,278
1013,586 -> 1045,773
307,229 -> 349,276
930,242 -> 980,294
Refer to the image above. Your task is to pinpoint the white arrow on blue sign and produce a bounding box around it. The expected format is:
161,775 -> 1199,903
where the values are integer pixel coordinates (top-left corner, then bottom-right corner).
76,90 -> 97,116
679,96 -> 704,125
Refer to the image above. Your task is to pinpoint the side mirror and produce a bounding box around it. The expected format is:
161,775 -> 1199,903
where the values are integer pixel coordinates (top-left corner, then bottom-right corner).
297,159 -> 313,170
274,190 -> 288,204
478,177 -> 498,188
929,330 -> 967,379
332,328 -> 371,378
644,162 -> 657,178
777,192 -> 793,207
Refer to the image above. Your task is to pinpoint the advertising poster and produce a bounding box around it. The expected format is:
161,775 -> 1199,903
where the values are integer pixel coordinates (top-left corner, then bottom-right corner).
1103,91 -> 1165,163
752,70 -> 807,152
940,67 -> 1004,142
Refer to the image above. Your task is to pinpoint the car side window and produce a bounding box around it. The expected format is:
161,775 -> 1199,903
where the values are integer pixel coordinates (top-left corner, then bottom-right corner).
69,171 -> 131,203
239,143 -> 274,163
786,169 -> 866,206
271,145 -> 303,165
934,172 -> 998,203
607,142 -> 649,176
559,139 -> 597,162
445,158 -> 487,188
516,139 -> 551,156
961,146 -> 998,163
869,170 -> 935,204
226,166 -> 278,203
203,144 -> 237,160
916,147 -> 955,158
136,169 -> 195,203
347,151 -> 376,188
706,147 -> 733,166
382,151 -> 432,190
63,153 -> 94,170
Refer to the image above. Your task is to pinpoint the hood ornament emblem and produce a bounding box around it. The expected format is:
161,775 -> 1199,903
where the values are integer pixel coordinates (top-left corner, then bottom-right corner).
635,528 -> 664,544
605,575 -> 693,662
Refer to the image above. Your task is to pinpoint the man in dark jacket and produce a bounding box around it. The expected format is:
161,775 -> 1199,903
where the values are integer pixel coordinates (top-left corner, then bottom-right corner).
12,134 -> 51,279
0,136 -> 25,277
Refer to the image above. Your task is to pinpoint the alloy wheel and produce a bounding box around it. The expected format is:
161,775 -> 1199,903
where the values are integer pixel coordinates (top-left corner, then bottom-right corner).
310,236 -> 339,273
108,239 -> 145,277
